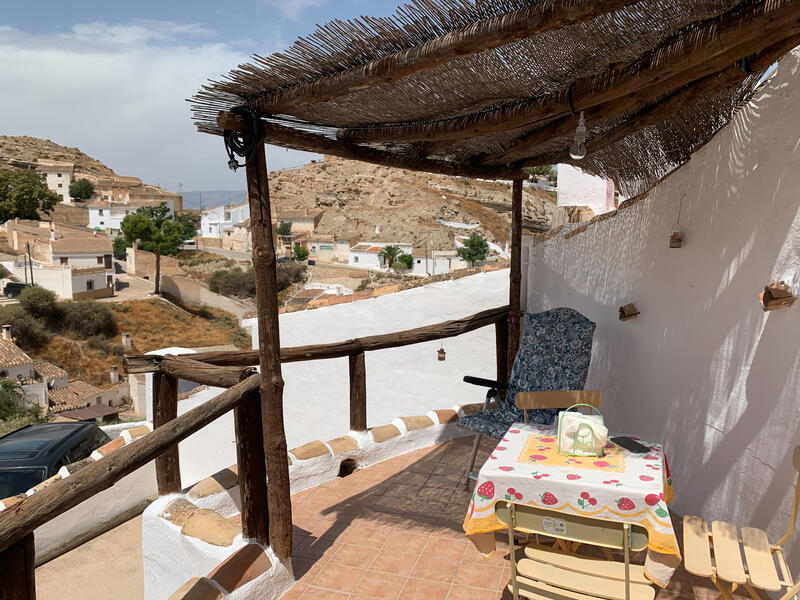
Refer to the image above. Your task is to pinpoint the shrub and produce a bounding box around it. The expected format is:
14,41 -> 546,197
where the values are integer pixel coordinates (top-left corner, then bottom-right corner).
0,305 -> 47,350
293,244 -> 309,261
19,286 -> 59,322
113,237 -> 131,257
61,301 -> 117,338
0,264 -> 9,279
395,253 -> 414,270
276,262 -> 306,291
208,267 -> 256,298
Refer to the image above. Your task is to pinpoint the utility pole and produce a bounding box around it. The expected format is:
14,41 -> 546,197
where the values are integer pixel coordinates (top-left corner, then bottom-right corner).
26,243 -> 34,286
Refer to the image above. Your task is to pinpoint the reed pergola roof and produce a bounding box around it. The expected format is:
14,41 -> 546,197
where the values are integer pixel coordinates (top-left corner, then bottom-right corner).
191,0 -> 800,196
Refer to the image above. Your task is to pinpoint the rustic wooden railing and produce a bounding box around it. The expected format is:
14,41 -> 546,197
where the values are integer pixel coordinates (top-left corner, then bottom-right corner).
0,305 -> 509,599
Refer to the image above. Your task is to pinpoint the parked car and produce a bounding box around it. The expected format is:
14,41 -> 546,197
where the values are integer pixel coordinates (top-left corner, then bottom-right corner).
276,256 -> 292,263
4,281 -> 30,298
0,422 -> 111,498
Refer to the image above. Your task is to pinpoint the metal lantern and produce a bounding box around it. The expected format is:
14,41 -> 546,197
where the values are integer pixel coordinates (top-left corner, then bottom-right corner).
437,343 -> 446,361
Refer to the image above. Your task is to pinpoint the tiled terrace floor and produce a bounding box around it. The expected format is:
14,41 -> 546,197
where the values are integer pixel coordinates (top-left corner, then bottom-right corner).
282,435 -> 722,600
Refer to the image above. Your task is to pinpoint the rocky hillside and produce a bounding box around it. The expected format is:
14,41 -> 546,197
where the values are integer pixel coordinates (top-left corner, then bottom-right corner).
270,155 -> 566,252
0,135 -> 115,178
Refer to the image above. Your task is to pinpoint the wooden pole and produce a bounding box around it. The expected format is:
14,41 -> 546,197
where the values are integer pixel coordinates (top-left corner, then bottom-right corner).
234,390 -> 269,544
348,352 -> 367,431
0,533 -> 35,600
508,179 -> 523,379
244,135 -> 293,560
153,373 -> 180,494
495,319 -> 509,393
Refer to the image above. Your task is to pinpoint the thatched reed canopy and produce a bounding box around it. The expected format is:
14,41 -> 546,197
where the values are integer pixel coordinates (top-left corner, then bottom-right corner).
192,0 -> 800,196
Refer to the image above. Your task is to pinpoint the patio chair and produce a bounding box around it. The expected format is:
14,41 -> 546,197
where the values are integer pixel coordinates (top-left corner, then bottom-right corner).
458,307 -> 596,484
683,445 -> 800,600
496,501 -> 654,600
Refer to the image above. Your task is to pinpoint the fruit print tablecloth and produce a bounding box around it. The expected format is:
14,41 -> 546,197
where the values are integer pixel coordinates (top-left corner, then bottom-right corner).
462,422 -> 681,587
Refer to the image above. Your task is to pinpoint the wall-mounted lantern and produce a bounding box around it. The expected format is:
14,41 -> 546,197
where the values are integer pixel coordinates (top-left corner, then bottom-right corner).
669,224 -> 683,248
437,342 -> 446,361
619,303 -> 640,321
759,282 -> 797,312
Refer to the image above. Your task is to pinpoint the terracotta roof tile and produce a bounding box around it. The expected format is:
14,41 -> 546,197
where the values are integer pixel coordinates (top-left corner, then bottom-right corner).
51,237 -> 113,254
0,339 -> 33,368
34,361 -> 67,380
48,380 -> 103,412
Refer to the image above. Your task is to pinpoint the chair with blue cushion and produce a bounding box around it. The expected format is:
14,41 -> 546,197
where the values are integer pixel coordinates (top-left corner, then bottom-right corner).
458,307 -> 596,485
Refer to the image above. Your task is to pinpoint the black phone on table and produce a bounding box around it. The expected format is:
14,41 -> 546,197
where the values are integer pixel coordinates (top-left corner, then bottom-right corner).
611,436 -> 650,453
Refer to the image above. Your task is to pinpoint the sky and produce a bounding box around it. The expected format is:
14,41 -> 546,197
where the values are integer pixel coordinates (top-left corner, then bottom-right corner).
0,0 -> 402,192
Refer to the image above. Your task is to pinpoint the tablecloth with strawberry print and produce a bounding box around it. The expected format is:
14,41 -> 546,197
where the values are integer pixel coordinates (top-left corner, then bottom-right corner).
462,422 -> 681,587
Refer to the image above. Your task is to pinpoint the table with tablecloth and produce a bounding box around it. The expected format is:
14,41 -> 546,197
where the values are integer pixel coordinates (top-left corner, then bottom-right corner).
463,422 -> 682,587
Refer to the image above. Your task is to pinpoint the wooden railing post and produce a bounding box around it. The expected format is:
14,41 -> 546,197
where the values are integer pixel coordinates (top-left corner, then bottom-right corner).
508,178 -> 524,377
349,352 -> 367,431
234,390 -> 269,544
0,532 -> 35,600
495,318 -> 509,396
153,373 -> 180,494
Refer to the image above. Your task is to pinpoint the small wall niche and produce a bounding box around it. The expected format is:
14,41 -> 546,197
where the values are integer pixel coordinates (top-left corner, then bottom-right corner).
619,303 -> 640,321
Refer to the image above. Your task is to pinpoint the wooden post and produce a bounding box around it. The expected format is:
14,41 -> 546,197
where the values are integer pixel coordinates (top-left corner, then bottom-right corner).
234,390 -> 269,544
349,352 -> 367,431
245,134 -> 293,560
495,318 -> 509,398
153,373 -> 180,494
0,533 -> 36,600
508,179 -> 524,379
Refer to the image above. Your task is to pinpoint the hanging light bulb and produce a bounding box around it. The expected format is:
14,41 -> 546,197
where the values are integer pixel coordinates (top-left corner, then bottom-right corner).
569,111 -> 587,160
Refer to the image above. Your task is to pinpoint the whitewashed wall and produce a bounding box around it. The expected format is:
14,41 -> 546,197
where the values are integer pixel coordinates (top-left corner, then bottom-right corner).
525,49 -> 800,567
556,164 -> 616,215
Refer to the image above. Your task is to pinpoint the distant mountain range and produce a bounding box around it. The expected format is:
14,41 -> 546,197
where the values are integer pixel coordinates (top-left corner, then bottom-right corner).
181,190 -> 246,211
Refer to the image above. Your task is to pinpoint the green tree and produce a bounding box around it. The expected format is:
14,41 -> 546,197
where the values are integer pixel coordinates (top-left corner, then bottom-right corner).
293,244 -> 309,261
68,178 -> 94,201
457,233 -> 489,266
276,222 -> 292,236
121,203 -> 193,294
395,253 -> 414,271
0,169 -> 58,221
378,245 -> 403,269
19,287 -> 58,323
113,237 -> 131,256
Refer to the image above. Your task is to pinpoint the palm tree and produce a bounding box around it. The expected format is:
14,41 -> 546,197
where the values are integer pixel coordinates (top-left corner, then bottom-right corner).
378,244 -> 403,269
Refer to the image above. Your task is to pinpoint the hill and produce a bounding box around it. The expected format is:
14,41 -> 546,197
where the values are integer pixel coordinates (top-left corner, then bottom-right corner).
0,135 -> 115,178
266,155 -> 565,252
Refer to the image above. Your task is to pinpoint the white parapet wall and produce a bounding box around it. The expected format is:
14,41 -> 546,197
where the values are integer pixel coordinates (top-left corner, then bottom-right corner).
524,48 -> 800,566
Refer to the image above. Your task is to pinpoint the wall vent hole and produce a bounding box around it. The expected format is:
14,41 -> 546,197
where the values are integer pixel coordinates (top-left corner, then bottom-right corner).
338,458 -> 359,478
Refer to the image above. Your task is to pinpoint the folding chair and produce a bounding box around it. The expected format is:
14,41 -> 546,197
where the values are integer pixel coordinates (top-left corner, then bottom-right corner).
683,446 -> 800,600
496,501 -> 654,600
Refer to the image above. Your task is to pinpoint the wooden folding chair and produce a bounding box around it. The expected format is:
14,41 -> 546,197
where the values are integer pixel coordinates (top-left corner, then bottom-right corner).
515,390 -> 603,423
496,501 -> 654,600
683,446 -> 800,600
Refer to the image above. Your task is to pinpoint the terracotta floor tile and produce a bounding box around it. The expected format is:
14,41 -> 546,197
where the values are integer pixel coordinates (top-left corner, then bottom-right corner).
352,572 -> 407,599
447,584 -> 503,600
385,530 -> 430,554
299,587 -> 350,599
292,537 -> 340,561
369,551 -> 421,577
329,543 -> 378,568
409,553 -> 461,583
399,578 -> 451,600
280,583 -> 307,599
345,523 -> 392,548
309,563 -> 367,594
423,537 -> 468,561
292,557 -> 323,582
453,562 -> 505,590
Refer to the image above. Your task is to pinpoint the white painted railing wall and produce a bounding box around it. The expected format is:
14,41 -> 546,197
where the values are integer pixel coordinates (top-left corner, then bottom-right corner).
524,48 -> 800,569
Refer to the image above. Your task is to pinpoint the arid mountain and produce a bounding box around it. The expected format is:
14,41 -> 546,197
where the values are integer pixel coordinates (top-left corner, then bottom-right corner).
269,155 -> 566,252
0,135 -> 115,178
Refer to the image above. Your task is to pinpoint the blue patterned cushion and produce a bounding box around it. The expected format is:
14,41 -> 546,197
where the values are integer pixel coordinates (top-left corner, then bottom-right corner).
458,307 -> 595,438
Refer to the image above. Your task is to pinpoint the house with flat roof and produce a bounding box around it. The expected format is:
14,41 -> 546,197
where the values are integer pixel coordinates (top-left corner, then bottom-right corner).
200,202 -> 249,239
348,241 -> 413,270
36,161 -> 74,204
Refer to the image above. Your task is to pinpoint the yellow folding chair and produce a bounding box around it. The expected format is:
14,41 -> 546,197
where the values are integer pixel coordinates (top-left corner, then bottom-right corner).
683,446 -> 800,600
496,501 -> 654,600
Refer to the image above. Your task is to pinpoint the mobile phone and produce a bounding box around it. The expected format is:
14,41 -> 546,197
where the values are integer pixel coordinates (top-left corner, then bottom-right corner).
611,436 -> 650,454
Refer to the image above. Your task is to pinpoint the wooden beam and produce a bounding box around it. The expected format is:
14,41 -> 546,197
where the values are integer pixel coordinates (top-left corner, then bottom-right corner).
348,352 -> 367,432
234,390 -> 269,544
495,318 -> 509,394
153,373 -> 180,495
217,113 -> 526,181
249,0 -> 633,114
244,134 -> 293,561
513,35 -> 800,167
185,305 -> 510,366
508,180 -> 523,375
335,0 -> 800,145
125,355 -> 255,387
0,375 -> 260,554
0,533 -> 35,600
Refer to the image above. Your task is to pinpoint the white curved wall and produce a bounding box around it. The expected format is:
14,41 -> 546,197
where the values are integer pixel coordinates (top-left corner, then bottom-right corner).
525,49 -> 800,567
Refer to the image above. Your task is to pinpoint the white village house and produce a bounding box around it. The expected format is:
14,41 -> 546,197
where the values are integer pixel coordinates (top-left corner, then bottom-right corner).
348,241 -> 413,269
36,161 -> 74,204
199,202 -> 249,239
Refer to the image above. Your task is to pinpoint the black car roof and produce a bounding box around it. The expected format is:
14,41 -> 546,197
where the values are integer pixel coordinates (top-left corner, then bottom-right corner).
0,422 -> 97,467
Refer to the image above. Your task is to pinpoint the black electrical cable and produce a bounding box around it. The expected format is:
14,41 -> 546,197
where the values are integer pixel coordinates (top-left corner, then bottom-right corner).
223,106 -> 265,171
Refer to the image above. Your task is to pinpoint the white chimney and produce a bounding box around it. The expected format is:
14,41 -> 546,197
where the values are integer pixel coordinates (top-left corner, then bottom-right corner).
110,365 -> 120,384
121,333 -> 132,351
50,230 -> 55,241
1,325 -> 11,340
124,193 -> 129,205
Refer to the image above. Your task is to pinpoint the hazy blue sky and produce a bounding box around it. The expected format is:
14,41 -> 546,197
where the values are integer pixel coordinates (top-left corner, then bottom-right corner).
1,0 -> 402,192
